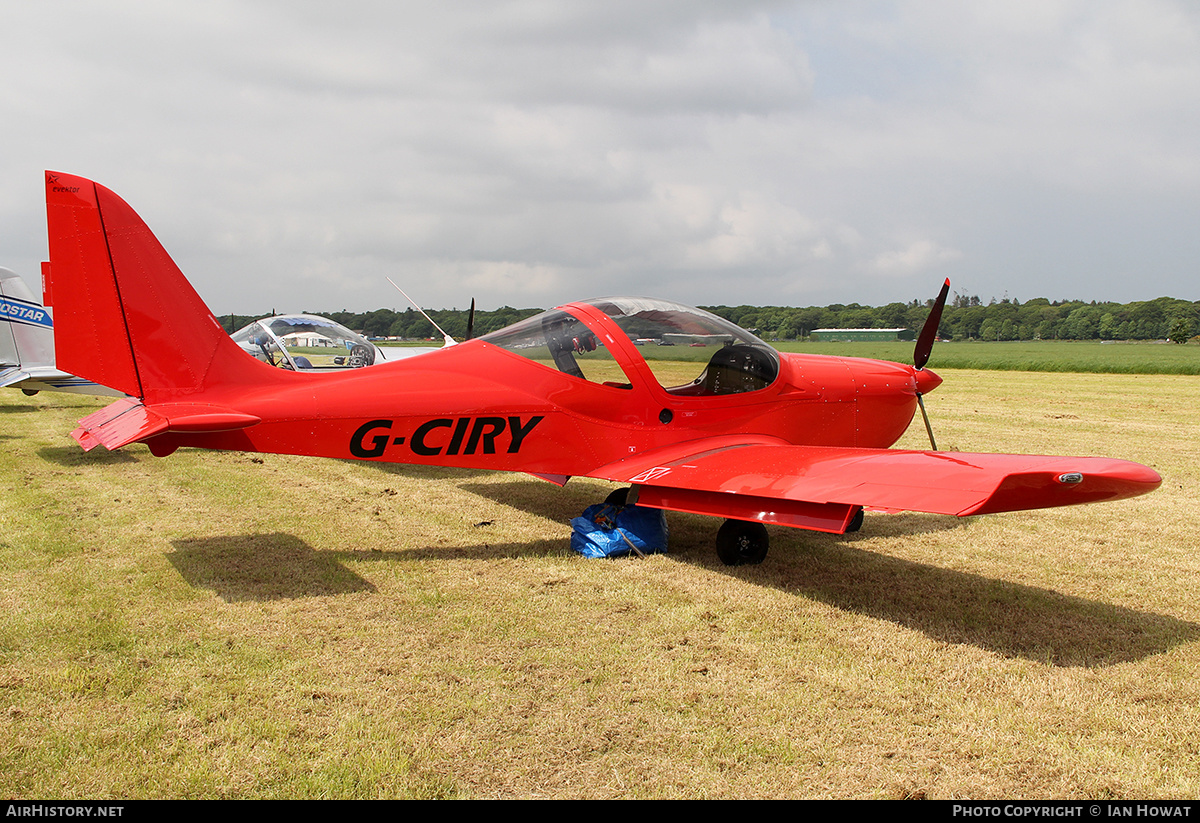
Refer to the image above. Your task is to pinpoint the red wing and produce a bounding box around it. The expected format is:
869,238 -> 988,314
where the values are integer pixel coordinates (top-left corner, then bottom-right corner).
588,437 -> 1161,533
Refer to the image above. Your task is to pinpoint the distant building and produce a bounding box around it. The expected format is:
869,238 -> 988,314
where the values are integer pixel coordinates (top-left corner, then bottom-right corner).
660,333 -> 736,346
810,328 -> 911,342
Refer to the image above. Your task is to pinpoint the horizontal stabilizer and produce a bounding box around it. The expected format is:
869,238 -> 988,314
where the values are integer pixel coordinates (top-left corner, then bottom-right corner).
73,399 -> 167,451
0,367 -> 32,389
73,398 -> 261,452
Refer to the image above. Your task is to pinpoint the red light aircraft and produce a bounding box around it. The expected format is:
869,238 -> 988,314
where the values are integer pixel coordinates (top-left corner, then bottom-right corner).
42,171 -> 1161,565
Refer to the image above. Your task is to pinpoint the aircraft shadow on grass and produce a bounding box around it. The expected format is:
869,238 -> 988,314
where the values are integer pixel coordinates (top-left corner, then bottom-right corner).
459,478 -> 1199,667
163,484 -> 1194,666
0,403 -> 43,415
166,530 -> 567,603
758,539 -> 1200,667
168,532 -> 377,603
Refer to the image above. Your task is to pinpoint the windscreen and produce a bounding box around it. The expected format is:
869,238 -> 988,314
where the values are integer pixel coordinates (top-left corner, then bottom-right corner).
479,297 -> 779,395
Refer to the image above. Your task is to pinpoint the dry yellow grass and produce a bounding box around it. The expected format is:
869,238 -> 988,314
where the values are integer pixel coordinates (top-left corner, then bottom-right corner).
0,370 -> 1197,798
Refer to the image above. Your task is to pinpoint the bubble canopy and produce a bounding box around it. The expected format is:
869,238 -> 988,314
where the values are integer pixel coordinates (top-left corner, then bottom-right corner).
231,314 -> 378,371
478,297 -> 780,395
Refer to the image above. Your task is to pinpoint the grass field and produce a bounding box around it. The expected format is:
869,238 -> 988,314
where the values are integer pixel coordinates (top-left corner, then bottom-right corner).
1,367 -> 1198,799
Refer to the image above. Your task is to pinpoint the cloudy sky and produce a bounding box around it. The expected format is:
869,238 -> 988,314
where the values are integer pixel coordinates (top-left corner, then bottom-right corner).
3,1 -> 1198,314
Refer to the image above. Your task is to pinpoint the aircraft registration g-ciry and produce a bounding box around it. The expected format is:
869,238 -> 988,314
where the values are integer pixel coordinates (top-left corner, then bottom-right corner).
41,171 -> 1161,565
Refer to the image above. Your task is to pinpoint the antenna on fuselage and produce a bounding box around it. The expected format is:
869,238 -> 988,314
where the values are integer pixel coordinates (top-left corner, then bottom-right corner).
386,278 -> 456,347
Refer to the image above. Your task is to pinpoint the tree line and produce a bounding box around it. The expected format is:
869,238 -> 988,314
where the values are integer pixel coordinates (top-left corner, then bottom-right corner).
220,293 -> 1200,343
705,294 -> 1199,343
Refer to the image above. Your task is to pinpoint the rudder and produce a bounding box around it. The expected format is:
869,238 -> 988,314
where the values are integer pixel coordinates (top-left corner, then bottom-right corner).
44,171 -> 275,402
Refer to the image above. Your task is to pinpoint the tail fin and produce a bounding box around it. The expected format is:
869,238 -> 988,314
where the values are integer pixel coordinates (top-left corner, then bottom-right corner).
0,267 -> 55,371
43,171 -> 275,402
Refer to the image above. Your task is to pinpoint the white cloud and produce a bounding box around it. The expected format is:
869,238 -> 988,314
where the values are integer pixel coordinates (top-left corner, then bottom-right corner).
870,240 -> 962,276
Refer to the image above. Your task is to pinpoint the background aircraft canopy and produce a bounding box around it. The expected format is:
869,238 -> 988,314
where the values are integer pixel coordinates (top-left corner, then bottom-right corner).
231,314 -> 376,370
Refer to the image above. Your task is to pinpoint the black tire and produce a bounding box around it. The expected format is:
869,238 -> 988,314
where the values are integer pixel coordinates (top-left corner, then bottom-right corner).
715,520 -> 769,566
604,487 -> 630,507
845,506 -> 864,533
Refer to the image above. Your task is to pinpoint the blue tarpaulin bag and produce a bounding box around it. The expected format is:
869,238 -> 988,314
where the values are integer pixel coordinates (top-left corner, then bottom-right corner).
570,503 -> 669,558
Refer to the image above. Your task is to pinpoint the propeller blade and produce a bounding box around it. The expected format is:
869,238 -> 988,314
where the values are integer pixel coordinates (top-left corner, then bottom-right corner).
466,298 -> 475,340
913,278 -> 949,450
914,277 -> 950,371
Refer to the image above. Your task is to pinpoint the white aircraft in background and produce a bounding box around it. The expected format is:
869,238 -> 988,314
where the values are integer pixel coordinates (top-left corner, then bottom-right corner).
0,267 -> 124,397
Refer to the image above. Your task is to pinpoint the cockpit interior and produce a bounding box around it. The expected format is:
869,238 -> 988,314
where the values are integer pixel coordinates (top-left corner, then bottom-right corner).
479,297 -> 779,396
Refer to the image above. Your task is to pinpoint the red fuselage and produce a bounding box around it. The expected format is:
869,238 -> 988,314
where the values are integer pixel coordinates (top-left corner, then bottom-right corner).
146,326 -> 938,479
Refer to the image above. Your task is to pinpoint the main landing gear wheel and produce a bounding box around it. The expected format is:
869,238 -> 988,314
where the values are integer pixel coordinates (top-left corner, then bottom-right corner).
846,506 -> 864,533
604,487 -> 631,507
715,519 -> 769,566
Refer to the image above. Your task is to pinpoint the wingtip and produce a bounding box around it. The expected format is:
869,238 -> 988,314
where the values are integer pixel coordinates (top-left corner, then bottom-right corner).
1124,461 -> 1163,492
963,457 -> 1163,516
